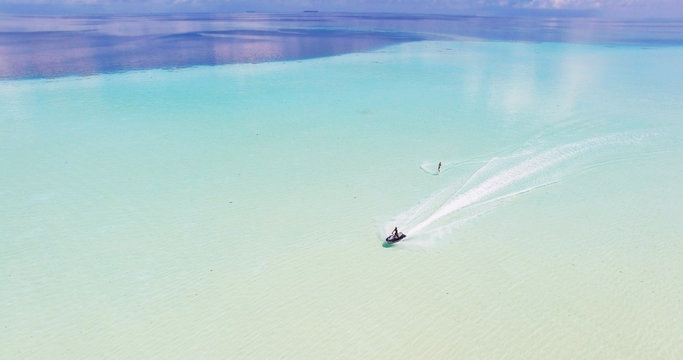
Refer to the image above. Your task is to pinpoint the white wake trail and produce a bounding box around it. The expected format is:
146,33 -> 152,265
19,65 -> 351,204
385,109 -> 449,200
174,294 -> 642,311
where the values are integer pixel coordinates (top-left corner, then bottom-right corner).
387,132 -> 650,241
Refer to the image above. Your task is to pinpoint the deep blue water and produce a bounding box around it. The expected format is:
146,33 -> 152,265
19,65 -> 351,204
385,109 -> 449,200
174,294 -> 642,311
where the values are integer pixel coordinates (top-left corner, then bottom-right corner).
1,12 -> 681,79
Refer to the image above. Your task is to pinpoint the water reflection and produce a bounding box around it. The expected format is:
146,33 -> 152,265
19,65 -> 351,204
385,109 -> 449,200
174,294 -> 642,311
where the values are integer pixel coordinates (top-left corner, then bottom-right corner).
0,13 -> 680,79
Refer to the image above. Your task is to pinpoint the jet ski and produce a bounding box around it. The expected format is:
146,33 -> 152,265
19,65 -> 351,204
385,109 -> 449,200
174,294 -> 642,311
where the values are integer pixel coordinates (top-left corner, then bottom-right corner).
385,228 -> 406,243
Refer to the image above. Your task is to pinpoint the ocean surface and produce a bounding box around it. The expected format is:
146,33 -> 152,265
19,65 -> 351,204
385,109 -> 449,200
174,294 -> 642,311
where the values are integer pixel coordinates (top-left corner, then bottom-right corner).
1,13 -> 682,358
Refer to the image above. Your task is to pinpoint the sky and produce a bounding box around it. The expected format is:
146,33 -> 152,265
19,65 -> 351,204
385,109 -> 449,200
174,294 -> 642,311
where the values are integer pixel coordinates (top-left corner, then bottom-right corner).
0,0 -> 681,18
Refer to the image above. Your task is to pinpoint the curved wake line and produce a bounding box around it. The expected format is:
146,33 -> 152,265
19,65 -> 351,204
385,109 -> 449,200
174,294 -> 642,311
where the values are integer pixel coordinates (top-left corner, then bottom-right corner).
388,132 -> 653,241
419,159 -> 487,175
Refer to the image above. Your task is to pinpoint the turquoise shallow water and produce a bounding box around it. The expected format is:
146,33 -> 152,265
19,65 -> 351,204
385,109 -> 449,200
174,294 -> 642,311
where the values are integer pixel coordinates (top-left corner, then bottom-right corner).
1,40 -> 682,358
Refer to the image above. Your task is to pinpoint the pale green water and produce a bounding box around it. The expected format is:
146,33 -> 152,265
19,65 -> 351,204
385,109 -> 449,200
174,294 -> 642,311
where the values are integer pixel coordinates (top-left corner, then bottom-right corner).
1,41 -> 682,358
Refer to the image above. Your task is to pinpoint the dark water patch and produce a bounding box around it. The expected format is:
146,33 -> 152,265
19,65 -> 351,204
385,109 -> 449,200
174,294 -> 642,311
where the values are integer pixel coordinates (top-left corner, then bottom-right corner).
0,13 -> 681,80
0,26 -> 423,80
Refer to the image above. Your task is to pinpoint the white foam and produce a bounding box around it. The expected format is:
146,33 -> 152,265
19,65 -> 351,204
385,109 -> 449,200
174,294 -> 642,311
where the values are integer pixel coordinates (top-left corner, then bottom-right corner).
386,132 -> 650,242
